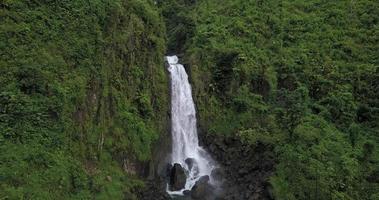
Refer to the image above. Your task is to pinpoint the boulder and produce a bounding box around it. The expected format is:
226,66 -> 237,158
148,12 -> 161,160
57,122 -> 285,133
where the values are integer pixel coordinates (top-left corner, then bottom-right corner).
183,190 -> 191,196
169,163 -> 187,191
191,175 -> 213,199
185,158 -> 200,177
197,175 -> 210,183
185,158 -> 196,170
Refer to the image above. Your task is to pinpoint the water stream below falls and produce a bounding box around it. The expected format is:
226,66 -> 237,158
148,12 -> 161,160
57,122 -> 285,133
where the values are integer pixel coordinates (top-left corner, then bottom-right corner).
166,55 -> 217,196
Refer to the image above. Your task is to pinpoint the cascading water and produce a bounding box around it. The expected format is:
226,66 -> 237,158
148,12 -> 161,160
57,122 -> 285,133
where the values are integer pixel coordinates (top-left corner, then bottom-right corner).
166,55 -> 216,195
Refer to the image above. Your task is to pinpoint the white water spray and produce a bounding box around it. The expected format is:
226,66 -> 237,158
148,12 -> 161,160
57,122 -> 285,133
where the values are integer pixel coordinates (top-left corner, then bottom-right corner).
166,55 -> 216,195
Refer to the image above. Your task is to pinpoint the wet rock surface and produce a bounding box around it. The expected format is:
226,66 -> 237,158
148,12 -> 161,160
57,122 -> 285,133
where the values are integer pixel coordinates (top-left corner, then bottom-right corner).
169,163 -> 187,191
183,190 -> 192,196
201,133 -> 276,200
185,158 -> 196,170
190,175 -> 214,200
139,132 -> 276,200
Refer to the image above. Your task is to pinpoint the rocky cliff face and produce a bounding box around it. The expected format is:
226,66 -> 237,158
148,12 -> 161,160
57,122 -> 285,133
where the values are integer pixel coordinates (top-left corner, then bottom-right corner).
202,133 -> 276,200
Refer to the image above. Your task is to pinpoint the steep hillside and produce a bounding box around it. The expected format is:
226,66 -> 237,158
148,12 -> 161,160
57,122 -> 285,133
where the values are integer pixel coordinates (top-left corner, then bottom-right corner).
159,0 -> 379,199
0,0 -> 168,199
1,0 -> 379,199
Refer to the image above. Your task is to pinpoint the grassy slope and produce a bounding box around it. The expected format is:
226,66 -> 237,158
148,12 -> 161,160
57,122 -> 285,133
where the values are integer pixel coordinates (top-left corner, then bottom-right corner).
0,0 -> 168,199
160,0 -> 379,199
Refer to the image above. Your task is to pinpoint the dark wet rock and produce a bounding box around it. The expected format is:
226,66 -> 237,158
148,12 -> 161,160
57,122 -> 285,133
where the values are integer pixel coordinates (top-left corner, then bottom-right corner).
191,175 -> 213,199
185,158 -> 196,170
199,131 -> 276,200
183,190 -> 191,196
166,163 -> 173,179
197,175 -> 210,183
169,163 -> 187,191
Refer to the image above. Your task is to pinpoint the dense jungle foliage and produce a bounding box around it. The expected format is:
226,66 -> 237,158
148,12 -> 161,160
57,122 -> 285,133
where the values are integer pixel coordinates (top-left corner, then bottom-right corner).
1,0 -> 378,199
0,0 -> 168,199
159,0 -> 379,199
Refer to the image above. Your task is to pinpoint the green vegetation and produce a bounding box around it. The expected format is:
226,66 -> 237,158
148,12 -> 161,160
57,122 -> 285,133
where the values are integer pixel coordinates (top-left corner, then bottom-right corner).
159,0 -> 378,199
1,0 -> 378,199
0,0 -> 168,199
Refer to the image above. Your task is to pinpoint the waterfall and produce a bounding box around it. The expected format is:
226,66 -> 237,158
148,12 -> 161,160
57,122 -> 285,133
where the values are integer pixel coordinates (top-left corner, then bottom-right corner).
166,55 -> 216,195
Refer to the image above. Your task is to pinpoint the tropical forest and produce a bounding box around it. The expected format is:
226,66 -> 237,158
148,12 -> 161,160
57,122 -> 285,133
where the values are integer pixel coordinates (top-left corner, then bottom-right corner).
0,0 -> 378,200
